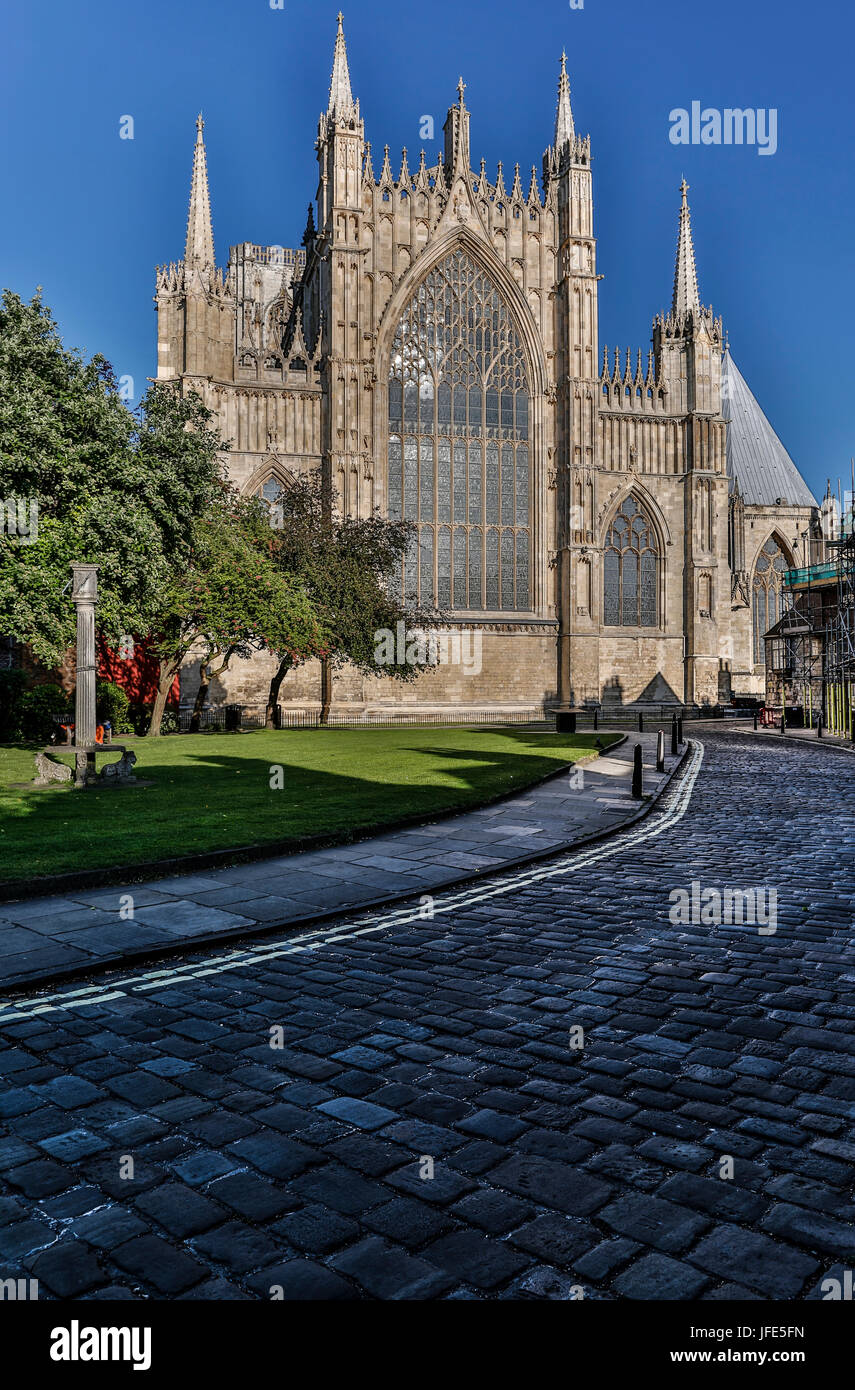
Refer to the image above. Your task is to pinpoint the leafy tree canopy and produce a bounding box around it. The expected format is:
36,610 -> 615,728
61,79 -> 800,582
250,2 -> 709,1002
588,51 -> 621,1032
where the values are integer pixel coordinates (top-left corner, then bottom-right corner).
0,290 -> 223,666
262,472 -> 442,723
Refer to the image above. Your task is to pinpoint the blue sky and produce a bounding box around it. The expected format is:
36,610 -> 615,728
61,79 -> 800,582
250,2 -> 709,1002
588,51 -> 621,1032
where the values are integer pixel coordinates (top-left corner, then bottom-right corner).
3,0 -> 852,501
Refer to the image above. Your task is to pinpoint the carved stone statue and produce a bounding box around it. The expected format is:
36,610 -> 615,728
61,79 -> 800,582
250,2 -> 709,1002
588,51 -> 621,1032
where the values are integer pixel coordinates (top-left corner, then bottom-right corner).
33,753 -> 73,786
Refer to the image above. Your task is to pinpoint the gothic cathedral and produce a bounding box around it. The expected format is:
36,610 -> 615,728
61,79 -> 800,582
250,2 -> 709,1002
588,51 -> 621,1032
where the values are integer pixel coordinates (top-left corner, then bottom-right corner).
154,16 -> 821,718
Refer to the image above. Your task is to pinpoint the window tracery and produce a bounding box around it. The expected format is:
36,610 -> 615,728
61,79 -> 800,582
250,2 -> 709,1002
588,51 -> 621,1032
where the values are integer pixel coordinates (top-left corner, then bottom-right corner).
387,249 -> 531,610
603,495 -> 659,627
752,536 -> 787,663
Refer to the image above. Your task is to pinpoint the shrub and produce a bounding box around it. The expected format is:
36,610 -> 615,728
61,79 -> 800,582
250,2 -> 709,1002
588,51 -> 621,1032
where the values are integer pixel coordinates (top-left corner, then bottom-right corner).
96,680 -> 133,733
19,683 -> 72,742
0,669 -> 27,740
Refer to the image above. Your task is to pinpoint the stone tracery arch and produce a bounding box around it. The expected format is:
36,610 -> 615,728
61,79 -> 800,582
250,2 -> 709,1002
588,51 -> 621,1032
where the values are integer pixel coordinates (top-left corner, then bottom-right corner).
601,492 -> 662,628
384,243 -> 539,612
751,533 -> 792,664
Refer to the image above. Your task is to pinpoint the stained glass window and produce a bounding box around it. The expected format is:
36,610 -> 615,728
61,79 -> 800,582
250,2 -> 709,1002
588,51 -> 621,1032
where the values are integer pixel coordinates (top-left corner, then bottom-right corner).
388,249 -> 531,610
752,537 -> 787,663
603,496 -> 659,627
259,479 -> 282,506
256,477 -> 286,529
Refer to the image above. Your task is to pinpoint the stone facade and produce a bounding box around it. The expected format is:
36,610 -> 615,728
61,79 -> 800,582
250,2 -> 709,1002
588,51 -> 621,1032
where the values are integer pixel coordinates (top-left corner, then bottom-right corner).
155,19 -> 822,718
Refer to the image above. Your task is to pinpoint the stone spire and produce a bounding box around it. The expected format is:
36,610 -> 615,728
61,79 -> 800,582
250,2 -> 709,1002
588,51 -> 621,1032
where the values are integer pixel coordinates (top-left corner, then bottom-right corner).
554,51 -> 575,152
672,178 -> 700,316
327,12 -> 354,119
184,113 -> 215,270
443,75 -> 471,179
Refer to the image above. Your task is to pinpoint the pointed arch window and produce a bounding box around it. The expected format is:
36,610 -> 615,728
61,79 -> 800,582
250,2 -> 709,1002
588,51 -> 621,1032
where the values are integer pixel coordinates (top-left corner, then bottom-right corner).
255,476 -> 289,529
752,536 -> 787,663
603,495 -> 659,627
387,248 -> 531,610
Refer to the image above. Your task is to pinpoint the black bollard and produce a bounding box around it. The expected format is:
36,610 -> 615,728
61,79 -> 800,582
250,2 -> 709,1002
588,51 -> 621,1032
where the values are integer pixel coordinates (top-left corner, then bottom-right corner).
818,716 -> 823,740
677,716 -> 683,744
753,710 -> 758,731
656,729 -> 665,773
631,743 -> 643,798
638,713 -> 644,733
593,708 -> 598,731
780,706 -> 786,734
670,716 -> 678,755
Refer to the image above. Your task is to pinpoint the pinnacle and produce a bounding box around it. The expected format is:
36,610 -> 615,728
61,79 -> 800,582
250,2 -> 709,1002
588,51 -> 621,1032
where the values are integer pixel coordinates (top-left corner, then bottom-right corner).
327,12 -> 355,119
185,113 -> 215,270
672,178 -> 701,316
554,50 -> 575,153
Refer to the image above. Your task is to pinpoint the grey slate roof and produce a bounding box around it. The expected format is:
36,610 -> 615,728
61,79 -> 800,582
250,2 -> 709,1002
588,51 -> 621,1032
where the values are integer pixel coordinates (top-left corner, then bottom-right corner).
721,348 -> 816,508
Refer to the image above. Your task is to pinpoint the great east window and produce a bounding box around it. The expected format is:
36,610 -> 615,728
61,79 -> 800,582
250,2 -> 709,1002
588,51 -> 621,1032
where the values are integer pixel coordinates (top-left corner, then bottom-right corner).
387,249 -> 531,611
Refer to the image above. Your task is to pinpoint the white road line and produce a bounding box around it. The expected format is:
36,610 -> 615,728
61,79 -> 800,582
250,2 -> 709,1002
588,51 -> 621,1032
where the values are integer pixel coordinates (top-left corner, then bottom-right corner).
0,741 -> 705,1026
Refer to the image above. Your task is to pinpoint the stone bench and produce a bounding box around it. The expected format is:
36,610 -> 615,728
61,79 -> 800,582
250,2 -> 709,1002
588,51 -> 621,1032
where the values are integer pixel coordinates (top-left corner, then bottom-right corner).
34,745 -> 138,788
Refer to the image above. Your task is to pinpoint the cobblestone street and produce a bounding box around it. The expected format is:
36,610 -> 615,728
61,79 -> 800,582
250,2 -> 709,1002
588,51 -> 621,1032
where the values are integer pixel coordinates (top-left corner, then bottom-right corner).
1,732 -> 853,1301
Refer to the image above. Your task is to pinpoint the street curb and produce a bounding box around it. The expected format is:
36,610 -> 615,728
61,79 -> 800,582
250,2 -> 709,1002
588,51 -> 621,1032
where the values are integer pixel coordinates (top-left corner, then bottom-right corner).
0,735 -> 692,998
0,733 -> 627,904
704,726 -> 855,757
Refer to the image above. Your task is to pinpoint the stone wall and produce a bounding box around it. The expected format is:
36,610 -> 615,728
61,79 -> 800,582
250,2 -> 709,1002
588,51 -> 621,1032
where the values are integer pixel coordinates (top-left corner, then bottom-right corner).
183,627 -> 560,716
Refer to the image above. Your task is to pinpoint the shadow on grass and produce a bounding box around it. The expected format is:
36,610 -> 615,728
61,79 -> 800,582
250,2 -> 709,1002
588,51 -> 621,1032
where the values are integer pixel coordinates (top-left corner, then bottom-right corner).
0,729 -> 616,881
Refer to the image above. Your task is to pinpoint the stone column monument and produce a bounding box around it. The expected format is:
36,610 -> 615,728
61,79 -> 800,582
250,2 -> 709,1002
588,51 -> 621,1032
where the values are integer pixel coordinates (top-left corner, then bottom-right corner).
71,563 -> 98,787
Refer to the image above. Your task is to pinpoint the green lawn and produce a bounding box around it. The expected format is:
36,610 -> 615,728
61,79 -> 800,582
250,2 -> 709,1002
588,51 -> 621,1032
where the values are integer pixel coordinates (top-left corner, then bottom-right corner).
0,727 -> 619,884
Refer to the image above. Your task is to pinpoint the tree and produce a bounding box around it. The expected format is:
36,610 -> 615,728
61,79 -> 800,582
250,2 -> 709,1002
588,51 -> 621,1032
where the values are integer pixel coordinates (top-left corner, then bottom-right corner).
149,486 -> 328,736
262,472 -> 441,726
0,290 -> 224,670
0,292 -> 433,738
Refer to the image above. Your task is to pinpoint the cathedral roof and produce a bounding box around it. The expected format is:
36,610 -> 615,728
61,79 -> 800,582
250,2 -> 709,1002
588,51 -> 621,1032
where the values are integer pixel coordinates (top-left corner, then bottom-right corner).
722,348 -> 816,509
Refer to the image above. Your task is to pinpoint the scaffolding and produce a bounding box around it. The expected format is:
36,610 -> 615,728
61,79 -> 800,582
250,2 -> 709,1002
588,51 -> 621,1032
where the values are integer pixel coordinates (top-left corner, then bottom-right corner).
773,475 -> 854,736
777,538 -> 835,729
823,518 -> 855,738
763,606 -> 824,728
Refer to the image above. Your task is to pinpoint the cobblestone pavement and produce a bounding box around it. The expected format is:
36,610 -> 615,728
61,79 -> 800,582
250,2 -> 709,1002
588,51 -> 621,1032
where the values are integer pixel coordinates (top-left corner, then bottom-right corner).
0,732 -> 853,1301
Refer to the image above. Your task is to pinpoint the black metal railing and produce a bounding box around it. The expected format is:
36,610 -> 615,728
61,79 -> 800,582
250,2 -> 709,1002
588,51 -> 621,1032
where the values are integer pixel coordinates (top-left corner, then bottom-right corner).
177,702 -> 756,734
274,708 -> 556,730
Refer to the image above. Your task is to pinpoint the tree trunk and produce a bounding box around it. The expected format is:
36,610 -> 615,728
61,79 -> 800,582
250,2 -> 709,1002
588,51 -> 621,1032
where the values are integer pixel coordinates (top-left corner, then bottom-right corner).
149,657 -> 180,737
320,658 -> 332,726
265,657 -> 293,728
191,648 -> 235,733
189,665 -> 210,735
